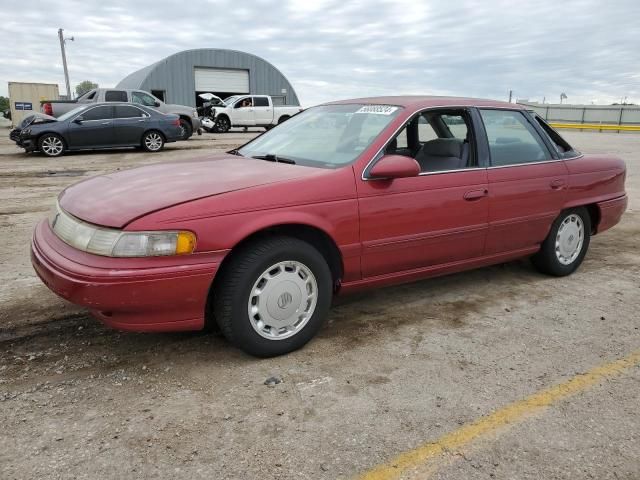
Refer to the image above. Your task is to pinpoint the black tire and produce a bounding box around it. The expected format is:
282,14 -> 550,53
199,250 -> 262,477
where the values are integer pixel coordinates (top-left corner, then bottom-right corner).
531,207 -> 591,276
38,133 -> 65,157
214,115 -> 231,133
141,130 -> 165,152
213,236 -> 333,357
179,119 -> 193,140
278,115 -> 290,124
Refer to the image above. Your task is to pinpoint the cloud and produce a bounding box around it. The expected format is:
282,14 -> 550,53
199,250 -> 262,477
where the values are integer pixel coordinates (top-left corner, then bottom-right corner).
0,0 -> 638,106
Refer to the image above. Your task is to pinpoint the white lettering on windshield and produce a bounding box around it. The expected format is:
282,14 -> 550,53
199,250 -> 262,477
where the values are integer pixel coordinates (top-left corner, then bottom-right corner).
355,105 -> 399,115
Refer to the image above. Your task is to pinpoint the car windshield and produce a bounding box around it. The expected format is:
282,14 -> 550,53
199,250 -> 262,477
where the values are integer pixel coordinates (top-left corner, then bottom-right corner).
57,105 -> 89,122
237,104 -> 403,168
222,96 -> 239,106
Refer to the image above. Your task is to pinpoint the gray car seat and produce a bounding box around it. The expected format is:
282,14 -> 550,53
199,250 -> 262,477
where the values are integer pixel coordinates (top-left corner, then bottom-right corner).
415,138 -> 467,172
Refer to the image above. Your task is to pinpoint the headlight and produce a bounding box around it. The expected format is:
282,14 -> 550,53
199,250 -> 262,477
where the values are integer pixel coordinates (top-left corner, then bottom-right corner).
49,202 -> 196,257
21,128 -> 31,136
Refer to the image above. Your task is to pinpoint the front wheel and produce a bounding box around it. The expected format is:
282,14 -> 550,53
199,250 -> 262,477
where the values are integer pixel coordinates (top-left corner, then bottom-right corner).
214,116 -> 230,133
532,208 -> 591,276
38,134 -> 65,157
141,131 -> 165,152
213,236 -> 333,357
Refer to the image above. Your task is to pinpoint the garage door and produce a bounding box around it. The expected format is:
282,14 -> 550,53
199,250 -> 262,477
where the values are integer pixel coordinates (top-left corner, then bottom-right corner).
194,68 -> 249,93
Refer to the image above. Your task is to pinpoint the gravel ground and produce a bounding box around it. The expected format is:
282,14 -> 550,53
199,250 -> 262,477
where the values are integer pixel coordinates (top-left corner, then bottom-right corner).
0,129 -> 638,479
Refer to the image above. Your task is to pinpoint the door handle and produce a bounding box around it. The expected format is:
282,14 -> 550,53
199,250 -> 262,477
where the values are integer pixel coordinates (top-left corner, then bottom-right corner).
550,178 -> 567,189
464,189 -> 488,201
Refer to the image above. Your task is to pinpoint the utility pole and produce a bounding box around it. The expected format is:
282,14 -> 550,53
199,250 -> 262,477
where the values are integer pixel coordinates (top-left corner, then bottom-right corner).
58,28 -> 73,99
508,90 -> 513,103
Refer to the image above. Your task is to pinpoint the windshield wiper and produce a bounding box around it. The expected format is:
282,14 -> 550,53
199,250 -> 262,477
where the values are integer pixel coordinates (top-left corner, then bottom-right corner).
251,154 -> 296,164
228,149 -> 243,156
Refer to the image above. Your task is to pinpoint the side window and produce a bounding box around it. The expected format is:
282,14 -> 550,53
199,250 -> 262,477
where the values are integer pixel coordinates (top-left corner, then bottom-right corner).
417,116 -> 437,142
441,114 -> 467,140
253,97 -> 269,107
115,105 -> 145,118
86,91 -> 96,100
81,106 -> 113,121
532,113 -> 578,157
384,109 -> 474,173
104,90 -> 128,102
132,91 -> 157,107
480,110 -> 550,166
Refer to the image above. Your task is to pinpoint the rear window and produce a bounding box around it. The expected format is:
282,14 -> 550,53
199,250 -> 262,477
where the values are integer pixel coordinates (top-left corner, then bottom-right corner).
115,105 -> 145,118
480,109 -> 550,166
254,97 -> 269,107
532,113 -> 579,158
104,90 -> 128,102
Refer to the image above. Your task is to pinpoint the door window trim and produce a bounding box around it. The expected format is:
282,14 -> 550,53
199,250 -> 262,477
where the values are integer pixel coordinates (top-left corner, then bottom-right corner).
71,105 -> 114,122
478,108 -> 563,168
113,104 -> 150,119
362,106 -> 484,180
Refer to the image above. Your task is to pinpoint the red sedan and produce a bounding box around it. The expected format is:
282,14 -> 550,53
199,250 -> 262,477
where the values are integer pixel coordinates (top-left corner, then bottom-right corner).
31,96 -> 627,357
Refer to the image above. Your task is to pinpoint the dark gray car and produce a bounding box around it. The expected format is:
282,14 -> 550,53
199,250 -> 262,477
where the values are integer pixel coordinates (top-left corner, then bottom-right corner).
13,103 -> 183,157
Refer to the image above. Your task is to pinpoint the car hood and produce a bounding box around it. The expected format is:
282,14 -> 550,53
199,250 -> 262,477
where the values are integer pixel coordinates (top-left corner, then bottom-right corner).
59,155 -> 328,228
19,113 -> 57,129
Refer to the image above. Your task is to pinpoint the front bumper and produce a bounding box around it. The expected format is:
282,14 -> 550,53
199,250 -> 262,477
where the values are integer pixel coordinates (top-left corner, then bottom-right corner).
31,220 -> 224,332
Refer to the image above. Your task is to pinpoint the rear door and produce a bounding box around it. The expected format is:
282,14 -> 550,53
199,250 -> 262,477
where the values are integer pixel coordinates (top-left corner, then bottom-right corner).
113,105 -> 149,146
67,105 -> 115,148
252,96 -> 273,125
479,108 -> 569,254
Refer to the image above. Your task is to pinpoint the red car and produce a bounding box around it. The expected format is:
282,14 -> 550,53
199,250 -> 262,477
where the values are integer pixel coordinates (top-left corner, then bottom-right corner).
31,97 -> 627,357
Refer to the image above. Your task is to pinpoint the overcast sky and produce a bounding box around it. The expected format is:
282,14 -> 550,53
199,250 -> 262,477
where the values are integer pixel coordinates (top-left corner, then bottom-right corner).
1,0 -> 639,106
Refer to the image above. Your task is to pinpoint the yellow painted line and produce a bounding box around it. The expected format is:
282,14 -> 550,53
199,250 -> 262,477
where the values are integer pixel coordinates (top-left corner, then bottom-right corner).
357,349 -> 640,480
550,122 -> 640,131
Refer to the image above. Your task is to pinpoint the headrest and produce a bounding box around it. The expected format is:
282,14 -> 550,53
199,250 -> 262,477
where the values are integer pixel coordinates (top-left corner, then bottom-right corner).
423,138 -> 462,158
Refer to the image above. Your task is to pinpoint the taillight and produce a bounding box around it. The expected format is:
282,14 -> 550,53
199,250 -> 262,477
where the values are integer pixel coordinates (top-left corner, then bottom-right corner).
43,103 -> 53,115
173,118 -> 181,126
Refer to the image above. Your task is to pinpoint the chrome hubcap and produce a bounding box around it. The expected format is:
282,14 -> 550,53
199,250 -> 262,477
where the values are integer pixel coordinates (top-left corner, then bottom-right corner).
248,261 -> 318,340
555,214 -> 584,265
42,136 -> 63,156
145,133 -> 162,151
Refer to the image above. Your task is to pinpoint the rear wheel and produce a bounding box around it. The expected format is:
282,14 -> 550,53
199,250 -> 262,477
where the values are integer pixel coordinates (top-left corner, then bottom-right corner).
278,115 -> 290,124
532,207 -> 591,276
141,131 -> 165,152
213,236 -> 333,357
38,134 -> 65,157
179,119 -> 192,140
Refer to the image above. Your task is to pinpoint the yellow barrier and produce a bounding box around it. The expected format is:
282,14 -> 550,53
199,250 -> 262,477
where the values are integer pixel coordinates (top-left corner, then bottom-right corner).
549,122 -> 640,132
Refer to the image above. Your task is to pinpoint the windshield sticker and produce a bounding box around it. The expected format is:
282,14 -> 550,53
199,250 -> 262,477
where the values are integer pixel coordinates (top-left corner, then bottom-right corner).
355,105 -> 398,115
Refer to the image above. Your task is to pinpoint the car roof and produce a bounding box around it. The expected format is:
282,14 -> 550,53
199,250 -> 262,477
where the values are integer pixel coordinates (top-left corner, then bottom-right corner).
326,96 -> 523,110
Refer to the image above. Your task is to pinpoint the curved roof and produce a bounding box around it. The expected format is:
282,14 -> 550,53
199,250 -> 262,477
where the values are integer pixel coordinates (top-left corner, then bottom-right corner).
117,48 -> 299,106
330,96 -> 522,110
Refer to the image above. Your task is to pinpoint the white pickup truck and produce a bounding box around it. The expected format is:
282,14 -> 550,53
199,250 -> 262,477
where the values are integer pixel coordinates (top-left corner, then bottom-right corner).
211,95 -> 302,132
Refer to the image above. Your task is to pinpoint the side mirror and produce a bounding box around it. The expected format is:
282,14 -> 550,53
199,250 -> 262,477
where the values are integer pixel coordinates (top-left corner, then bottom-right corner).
368,154 -> 420,179
73,116 -> 84,124
154,101 -> 161,107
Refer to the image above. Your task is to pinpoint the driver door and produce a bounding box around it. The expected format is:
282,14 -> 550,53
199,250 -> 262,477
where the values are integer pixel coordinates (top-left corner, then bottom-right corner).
356,109 -> 489,278
67,105 -> 115,148
233,97 -> 256,126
